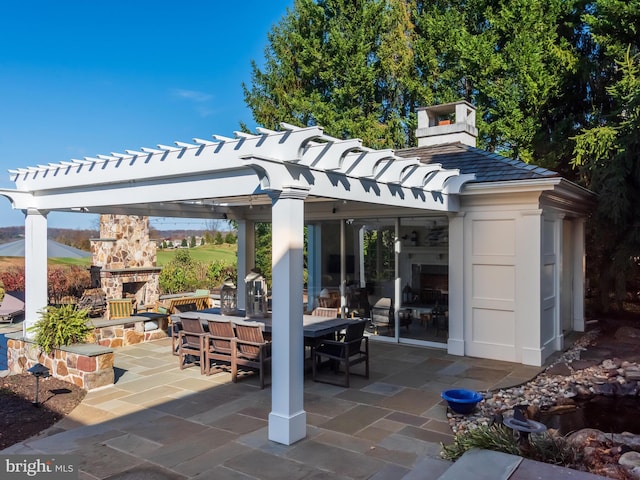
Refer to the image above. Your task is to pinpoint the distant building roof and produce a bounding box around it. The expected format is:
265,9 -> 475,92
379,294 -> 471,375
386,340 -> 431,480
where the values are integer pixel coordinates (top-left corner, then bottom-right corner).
398,142 -> 560,183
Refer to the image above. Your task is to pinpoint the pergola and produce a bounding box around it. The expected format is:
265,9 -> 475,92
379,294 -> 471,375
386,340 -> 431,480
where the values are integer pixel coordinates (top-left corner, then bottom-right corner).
1,123 -> 472,445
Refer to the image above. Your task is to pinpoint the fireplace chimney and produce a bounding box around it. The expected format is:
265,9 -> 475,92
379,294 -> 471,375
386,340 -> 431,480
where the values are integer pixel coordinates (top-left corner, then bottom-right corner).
415,101 -> 478,148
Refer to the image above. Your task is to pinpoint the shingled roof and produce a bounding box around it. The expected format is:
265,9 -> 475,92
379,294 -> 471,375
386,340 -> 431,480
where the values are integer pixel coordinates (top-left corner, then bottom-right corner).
398,142 -> 560,183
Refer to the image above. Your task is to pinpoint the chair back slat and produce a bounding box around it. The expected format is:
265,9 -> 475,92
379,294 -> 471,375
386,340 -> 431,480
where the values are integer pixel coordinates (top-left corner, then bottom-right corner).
180,317 -> 204,348
207,319 -> 235,354
344,320 -> 367,355
234,322 -> 265,359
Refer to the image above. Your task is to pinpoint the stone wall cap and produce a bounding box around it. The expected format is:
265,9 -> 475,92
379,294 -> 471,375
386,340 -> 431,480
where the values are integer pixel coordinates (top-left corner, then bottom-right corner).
5,332 -> 114,356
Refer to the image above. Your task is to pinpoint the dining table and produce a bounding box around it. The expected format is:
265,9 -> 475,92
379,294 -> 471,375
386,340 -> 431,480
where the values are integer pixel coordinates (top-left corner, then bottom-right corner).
171,309 -> 366,375
171,308 -> 359,340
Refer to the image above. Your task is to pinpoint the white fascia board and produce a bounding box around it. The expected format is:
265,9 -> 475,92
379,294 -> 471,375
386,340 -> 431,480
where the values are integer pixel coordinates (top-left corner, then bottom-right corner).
460,178 -> 564,196
462,177 -> 595,201
15,170 -> 261,211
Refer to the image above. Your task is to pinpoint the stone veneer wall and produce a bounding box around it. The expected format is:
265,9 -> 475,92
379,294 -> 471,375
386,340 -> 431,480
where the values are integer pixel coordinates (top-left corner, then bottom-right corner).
6,336 -> 115,391
91,317 -> 169,348
92,214 -> 157,269
91,215 -> 161,310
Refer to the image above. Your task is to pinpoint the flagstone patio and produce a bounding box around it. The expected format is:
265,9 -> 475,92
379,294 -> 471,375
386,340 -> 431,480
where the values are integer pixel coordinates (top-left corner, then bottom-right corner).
2,337 -> 603,479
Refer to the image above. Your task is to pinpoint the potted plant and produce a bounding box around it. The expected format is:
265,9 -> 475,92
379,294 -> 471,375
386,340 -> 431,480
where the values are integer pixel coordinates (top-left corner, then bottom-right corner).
29,304 -> 94,354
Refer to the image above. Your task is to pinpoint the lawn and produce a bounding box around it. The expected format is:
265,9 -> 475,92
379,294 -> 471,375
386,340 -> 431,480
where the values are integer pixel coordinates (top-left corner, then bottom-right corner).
0,242 -> 237,269
156,243 -> 237,266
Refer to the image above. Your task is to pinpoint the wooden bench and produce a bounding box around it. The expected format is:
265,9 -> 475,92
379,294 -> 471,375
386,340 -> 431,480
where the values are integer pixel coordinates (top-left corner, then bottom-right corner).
107,298 -> 134,320
157,294 -> 211,315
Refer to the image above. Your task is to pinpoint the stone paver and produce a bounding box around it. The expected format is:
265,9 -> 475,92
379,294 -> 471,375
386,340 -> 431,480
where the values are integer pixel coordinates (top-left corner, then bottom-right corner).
1,337 -> 603,479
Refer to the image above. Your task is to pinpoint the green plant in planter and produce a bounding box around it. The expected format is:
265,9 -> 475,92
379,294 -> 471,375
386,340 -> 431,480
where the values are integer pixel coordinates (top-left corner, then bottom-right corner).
29,304 -> 93,354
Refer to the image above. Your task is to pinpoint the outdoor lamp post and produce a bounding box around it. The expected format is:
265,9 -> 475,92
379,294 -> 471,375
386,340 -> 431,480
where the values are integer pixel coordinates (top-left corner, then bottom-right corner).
245,268 -> 268,318
220,278 -> 238,315
27,363 -> 50,407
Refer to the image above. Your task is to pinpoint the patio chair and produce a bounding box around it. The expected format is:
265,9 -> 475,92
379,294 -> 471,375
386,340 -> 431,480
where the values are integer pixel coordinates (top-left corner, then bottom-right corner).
370,297 -> 411,334
178,317 -> 207,374
231,320 -> 272,389
310,307 -> 340,318
312,319 -> 369,387
0,291 -> 25,324
204,318 -> 235,375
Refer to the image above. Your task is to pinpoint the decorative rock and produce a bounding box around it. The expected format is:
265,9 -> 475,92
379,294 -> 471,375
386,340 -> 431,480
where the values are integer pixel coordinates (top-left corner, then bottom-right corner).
602,359 -> 620,369
567,428 -> 610,448
625,367 -> 640,381
546,362 -> 572,376
615,326 -> 640,342
592,382 -> 615,396
619,451 -> 640,468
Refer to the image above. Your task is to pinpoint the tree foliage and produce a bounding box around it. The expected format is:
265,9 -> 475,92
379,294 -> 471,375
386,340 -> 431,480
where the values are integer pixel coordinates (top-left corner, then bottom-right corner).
244,0 -> 583,164
158,248 -> 237,294
244,0 -> 640,310
573,46 -> 640,309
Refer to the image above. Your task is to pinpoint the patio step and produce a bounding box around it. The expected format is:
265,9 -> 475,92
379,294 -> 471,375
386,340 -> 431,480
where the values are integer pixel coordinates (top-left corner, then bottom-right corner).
424,449 -> 609,480
434,449 -> 521,480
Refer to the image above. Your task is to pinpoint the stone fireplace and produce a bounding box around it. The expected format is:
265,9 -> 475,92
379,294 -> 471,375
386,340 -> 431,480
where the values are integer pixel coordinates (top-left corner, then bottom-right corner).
91,215 -> 161,316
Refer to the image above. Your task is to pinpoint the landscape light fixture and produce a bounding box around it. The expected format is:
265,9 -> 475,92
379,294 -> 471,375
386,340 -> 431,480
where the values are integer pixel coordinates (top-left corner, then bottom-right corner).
27,363 -> 51,407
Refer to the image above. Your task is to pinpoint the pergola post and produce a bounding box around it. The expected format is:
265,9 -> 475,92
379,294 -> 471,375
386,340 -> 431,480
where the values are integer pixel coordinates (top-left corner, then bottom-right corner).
23,209 -> 48,338
236,219 -> 255,311
268,186 -> 309,445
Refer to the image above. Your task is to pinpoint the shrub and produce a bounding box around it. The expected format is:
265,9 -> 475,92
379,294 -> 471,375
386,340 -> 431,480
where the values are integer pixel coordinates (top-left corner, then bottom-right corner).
206,260 -> 237,287
0,265 -> 91,302
441,424 -> 580,468
29,304 -> 93,354
48,266 -> 91,304
0,267 -> 26,292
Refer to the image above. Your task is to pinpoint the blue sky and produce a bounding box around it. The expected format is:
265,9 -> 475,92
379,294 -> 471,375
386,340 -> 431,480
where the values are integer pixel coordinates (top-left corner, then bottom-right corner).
0,0 -> 292,230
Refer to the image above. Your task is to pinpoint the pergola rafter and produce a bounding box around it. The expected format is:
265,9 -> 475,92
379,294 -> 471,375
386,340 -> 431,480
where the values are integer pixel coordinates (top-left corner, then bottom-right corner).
5,123 -> 473,219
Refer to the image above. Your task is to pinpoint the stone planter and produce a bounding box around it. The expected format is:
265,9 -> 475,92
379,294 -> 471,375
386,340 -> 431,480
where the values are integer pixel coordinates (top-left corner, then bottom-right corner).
5,332 -> 115,391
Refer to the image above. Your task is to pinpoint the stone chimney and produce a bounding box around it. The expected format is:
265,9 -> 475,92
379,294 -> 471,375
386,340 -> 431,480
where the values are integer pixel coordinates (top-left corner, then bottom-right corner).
415,101 -> 478,147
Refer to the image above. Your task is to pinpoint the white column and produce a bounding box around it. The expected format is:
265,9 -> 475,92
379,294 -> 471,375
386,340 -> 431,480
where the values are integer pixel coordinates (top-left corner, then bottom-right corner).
447,212 -> 465,356
358,226 -> 365,288
572,218 -> 586,332
236,219 -> 255,310
340,220 -> 346,316
306,224 -> 322,311
393,218 -> 401,339
553,214 -> 565,351
518,209 -> 543,366
268,186 -> 308,445
24,209 -> 48,338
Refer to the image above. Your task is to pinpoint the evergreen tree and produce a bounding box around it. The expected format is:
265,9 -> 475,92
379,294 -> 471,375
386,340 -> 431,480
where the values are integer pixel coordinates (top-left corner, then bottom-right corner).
224,231 -> 237,244
572,0 -> 640,309
244,0 -> 582,163
244,0 -> 640,310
